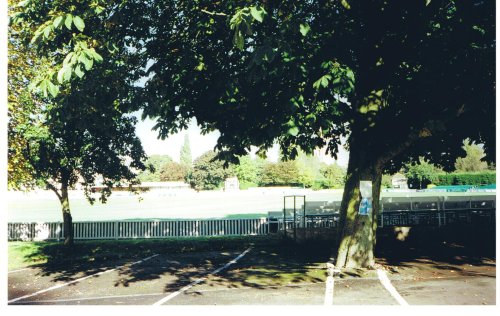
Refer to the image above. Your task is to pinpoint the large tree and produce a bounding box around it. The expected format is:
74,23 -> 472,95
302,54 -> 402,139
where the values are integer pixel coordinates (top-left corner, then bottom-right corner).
9,0 -> 148,245
13,0 -> 495,267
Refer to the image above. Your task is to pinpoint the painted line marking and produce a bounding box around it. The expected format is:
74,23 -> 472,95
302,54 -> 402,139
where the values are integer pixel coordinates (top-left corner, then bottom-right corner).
9,292 -> 166,304
153,247 -> 252,306
324,275 -> 334,305
8,254 -> 159,304
377,269 -> 409,306
324,261 -> 340,305
8,268 -> 31,274
12,281 -> 324,304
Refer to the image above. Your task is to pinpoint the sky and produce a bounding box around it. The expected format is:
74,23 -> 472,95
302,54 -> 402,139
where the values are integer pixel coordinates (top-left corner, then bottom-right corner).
134,112 -> 350,166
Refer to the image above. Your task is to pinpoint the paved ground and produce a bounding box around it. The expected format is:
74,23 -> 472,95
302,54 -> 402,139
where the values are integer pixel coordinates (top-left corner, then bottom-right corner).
8,244 -> 496,305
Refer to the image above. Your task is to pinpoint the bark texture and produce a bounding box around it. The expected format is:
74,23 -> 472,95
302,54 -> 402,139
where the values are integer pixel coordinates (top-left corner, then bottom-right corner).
335,143 -> 383,269
60,185 -> 74,246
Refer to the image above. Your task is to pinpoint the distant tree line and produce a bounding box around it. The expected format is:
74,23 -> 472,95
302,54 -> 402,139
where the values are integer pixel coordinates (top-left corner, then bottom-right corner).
138,148 -> 346,191
395,140 -> 496,189
140,139 -> 493,191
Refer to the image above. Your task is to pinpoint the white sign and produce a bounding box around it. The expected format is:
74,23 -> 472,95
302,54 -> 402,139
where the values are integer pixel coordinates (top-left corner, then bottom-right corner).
359,181 -> 372,216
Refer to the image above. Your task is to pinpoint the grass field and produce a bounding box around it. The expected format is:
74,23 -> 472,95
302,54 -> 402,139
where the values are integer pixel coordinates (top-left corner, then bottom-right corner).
8,188 -> 494,223
7,188 -> 342,222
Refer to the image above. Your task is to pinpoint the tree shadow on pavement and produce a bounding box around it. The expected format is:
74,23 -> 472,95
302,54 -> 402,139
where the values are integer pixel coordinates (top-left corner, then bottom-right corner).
110,239 -> 332,294
11,236 -> 332,295
374,224 -> 496,278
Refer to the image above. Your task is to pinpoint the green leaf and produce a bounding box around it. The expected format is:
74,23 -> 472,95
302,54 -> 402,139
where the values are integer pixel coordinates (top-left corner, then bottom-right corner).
299,23 -> 311,37
78,52 -> 89,64
63,52 -> 74,65
17,0 -> 29,7
426,0 -> 432,6
313,75 -> 331,90
313,79 -> 321,90
341,0 -> 351,10
250,7 -> 264,23
65,14 -> 73,30
57,67 -> 65,83
195,62 -> 205,71
73,16 -> 85,32
30,32 -> 41,44
287,126 -> 299,136
74,65 -> 85,78
306,113 -> 316,122
39,79 -> 48,97
82,57 -> 93,70
233,31 -> 244,50
321,75 -> 331,87
63,66 -> 72,82
47,81 -> 59,98
53,16 -> 64,29
43,25 -> 52,39
90,49 -> 103,62
95,6 -> 104,14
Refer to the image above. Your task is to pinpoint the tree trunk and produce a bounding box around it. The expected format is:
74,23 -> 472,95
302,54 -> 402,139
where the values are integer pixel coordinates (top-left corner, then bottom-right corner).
60,185 -> 74,246
335,145 -> 383,269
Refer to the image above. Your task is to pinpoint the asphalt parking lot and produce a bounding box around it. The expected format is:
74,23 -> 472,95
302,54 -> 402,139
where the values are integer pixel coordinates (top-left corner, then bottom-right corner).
8,244 -> 496,305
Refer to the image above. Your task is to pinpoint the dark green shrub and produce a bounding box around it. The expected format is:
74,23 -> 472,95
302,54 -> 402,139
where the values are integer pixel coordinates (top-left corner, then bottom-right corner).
436,172 -> 496,186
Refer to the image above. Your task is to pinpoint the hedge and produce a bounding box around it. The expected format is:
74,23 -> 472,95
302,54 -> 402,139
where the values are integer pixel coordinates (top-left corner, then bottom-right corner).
436,172 -> 496,186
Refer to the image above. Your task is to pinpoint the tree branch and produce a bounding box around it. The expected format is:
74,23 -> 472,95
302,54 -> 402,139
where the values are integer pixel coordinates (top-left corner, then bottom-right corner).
376,104 -> 468,169
201,9 -> 228,16
46,182 -> 62,201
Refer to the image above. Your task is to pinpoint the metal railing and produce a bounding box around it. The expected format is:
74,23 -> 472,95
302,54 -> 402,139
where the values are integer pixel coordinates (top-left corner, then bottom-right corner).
8,218 -> 269,241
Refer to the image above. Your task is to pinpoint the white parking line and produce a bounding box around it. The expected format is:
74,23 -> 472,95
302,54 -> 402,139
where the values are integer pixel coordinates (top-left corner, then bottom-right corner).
8,268 -> 31,274
153,247 -> 252,306
324,261 -> 340,305
8,254 -> 159,304
9,292 -> 165,304
377,269 -> 409,306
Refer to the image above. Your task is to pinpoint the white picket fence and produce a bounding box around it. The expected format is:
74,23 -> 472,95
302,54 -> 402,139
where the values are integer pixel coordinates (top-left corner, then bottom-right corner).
8,218 -> 269,241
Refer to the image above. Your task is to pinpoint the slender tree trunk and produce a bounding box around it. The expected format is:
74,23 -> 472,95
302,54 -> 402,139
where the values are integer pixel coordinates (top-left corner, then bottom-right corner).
335,144 -> 383,269
60,184 -> 74,246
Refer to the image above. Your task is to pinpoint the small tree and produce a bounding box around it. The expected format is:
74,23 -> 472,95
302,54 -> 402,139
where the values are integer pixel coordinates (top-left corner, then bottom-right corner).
296,160 -> 315,188
233,155 -> 261,187
159,161 -> 188,182
260,161 -> 300,186
137,155 -> 173,182
180,133 -> 192,167
188,151 -> 233,190
8,2 -> 148,245
20,94 -> 147,245
320,164 -> 347,188
404,158 -> 441,189
455,139 -> 488,172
